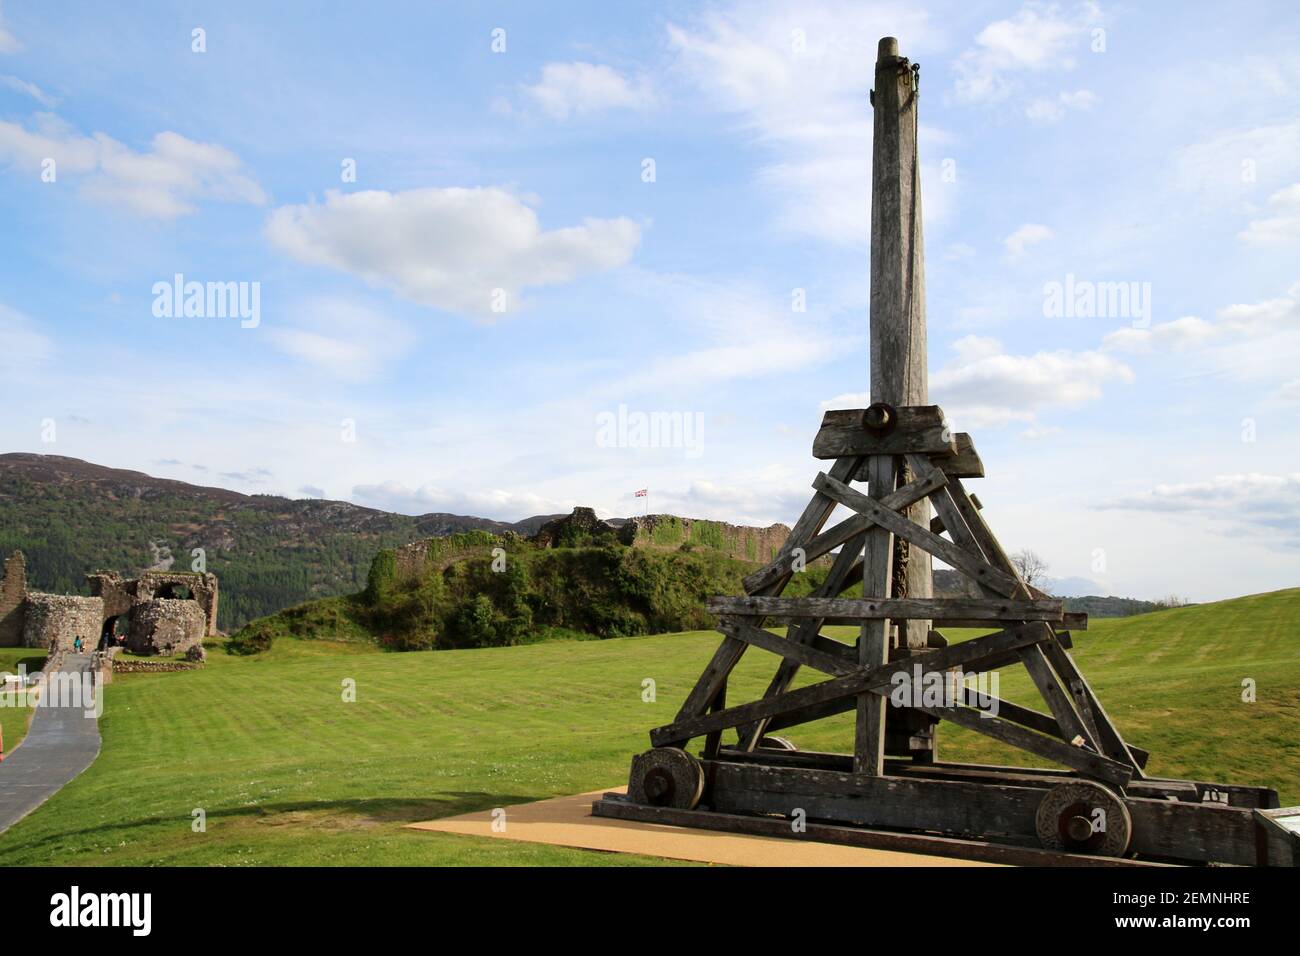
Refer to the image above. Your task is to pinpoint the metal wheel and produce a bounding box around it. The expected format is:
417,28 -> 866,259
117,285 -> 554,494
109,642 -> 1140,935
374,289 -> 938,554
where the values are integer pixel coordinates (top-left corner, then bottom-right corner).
628,747 -> 705,809
757,735 -> 797,751
1036,781 -> 1132,856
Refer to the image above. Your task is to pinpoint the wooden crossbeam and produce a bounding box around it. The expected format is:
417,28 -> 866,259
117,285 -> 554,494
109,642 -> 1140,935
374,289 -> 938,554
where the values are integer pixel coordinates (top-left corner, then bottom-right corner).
738,530 -> 867,750
672,456 -> 861,723
707,594 -> 1065,622
814,472 -> 1022,598
916,703 -> 1132,787
1018,643 -> 1097,751
651,623 -> 1051,747
717,618 -> 855,677
741,468 -> 944,595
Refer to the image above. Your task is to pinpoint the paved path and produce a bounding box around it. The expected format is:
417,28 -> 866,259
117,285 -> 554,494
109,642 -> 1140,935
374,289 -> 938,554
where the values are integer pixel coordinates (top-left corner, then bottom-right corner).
0,654 -> 101,834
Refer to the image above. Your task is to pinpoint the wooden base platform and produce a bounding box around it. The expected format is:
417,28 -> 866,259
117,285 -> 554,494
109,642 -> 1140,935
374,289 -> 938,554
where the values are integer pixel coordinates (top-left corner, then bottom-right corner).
608,750 -> 1296,867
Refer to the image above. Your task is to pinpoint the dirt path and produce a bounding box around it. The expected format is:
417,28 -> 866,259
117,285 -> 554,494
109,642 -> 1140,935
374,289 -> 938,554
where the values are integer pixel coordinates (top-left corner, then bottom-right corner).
409,789 -> 994,866
0,654 -> 101,834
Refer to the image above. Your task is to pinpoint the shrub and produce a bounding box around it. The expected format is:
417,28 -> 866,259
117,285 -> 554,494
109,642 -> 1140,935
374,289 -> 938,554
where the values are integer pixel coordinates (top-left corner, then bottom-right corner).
227,622 -> 275,656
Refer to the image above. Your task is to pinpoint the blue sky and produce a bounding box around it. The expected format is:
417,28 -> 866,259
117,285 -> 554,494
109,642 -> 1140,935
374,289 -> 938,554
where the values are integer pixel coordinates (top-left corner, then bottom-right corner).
2,0 -> 1299,601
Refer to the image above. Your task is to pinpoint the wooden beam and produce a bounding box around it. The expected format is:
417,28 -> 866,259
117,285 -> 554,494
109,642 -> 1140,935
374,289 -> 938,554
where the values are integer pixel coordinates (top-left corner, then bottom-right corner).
813,422 -> 956,459
739,531 -> 867,750
856,454 -> 895,776
1018,643 -> 1097,751
742,467 -> 945,595
708,594 -> 1064,622
717,618 -> 855,677
814,472 -> 1022,598
916,703 -> 1132,787
651,623 -> 1051,746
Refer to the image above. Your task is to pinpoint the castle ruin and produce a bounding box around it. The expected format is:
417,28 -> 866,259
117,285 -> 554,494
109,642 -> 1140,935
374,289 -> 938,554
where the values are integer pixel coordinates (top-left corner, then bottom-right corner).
0,551 -> 217,656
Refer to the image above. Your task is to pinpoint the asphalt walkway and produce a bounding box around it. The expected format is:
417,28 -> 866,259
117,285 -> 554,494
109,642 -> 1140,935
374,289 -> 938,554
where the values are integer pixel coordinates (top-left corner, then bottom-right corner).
0,654 -> 102,834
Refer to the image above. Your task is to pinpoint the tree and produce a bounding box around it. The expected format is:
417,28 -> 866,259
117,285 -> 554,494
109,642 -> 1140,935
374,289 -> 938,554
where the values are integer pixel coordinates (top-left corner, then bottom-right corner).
1011,549 -> 1049,590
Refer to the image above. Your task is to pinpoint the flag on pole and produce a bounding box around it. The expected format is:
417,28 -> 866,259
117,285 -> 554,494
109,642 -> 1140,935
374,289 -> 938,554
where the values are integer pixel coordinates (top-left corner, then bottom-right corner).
634,489 -> 648,497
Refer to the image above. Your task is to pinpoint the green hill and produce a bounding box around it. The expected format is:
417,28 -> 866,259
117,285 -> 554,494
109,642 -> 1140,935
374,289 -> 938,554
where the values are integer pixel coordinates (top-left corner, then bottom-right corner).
228,512 -> 816,654
0,453 -> 560,631
0,588 -> 1295,866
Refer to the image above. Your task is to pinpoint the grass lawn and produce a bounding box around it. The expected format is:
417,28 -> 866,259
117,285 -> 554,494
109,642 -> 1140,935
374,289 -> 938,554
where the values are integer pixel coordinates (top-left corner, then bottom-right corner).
0,590 -> 1296,866
0,648 -> 46,755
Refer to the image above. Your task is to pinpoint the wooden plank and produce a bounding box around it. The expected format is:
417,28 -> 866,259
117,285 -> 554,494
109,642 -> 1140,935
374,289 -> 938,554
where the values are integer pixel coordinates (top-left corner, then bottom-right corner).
909,454 -> 1000,599
592,795 -> 1167,867
708,761 -> 1043,842
815,472 -> 1022,598
1018,644 -> 1097,751
857,454 -> 895,776
707,594 -> 1064,622
717,618 -> 855,677
813,422 -> 956,459
1040,635 -> 1143,778
742,468 -> 945,595
1127,798 -> 1274,866
820,406 -> 947,429
916,703 -> 1132,788
651,623 -> 1051,747
716,748 -> 1201,802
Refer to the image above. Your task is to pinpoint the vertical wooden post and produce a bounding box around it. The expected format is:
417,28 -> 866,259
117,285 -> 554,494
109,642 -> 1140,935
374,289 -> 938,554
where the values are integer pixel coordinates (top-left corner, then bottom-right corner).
855,454 -> 895,775
870,36 -> 931,652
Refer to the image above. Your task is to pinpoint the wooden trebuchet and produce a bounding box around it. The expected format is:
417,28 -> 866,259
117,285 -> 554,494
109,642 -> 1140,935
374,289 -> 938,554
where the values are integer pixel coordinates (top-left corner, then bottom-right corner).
596,405 -> 1296,866
597,36 -> 1293,867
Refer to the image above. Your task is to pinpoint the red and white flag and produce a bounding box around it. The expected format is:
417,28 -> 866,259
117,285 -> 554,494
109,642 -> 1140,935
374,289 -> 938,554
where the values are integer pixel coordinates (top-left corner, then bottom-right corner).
634,488 -> 648,497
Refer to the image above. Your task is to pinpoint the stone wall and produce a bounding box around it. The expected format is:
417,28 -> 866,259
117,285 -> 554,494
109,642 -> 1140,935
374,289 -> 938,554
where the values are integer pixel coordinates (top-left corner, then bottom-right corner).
0,550 -> 27,647
127,599 -> 206,656
22,593 -> 105,652
391,531 -> 507,585
90,570 -> 219,637
619,515 -> 791,564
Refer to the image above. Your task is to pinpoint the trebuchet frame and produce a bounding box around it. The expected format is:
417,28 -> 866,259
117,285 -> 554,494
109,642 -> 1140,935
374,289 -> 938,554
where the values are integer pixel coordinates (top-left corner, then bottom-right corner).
595,405 -> 1297,866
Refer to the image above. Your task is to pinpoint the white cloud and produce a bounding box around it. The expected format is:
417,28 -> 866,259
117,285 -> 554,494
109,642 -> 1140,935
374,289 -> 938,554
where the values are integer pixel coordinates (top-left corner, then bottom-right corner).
930,334 -> 1133,429
1025,88 -> 1096,122
1173,121 -> 1300,201
1277,379 -> 1300,403
1102,284 -> 1300,354
1,75 -> 54,107
667,1 -> 949,245
0,304 -> 53,375
1004,222 -> 1053,258
1102,315 -> 1216,353
0,2 -> 19,54
1100,473 -> 1300,547
1239,182 -> 1300,245
821,334 -> 1132,429
351,480 -> 571,521
265,187 -> 640,317
265,297 -> 415,383
0,114 -> 266,218
524,62 -> 654,119
954,2 -> 1103,103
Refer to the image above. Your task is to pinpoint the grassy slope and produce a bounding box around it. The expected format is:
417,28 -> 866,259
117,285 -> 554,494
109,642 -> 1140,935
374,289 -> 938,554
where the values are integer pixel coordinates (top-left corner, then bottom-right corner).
0,648 -> 46,754
0,590 -> 1296,866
